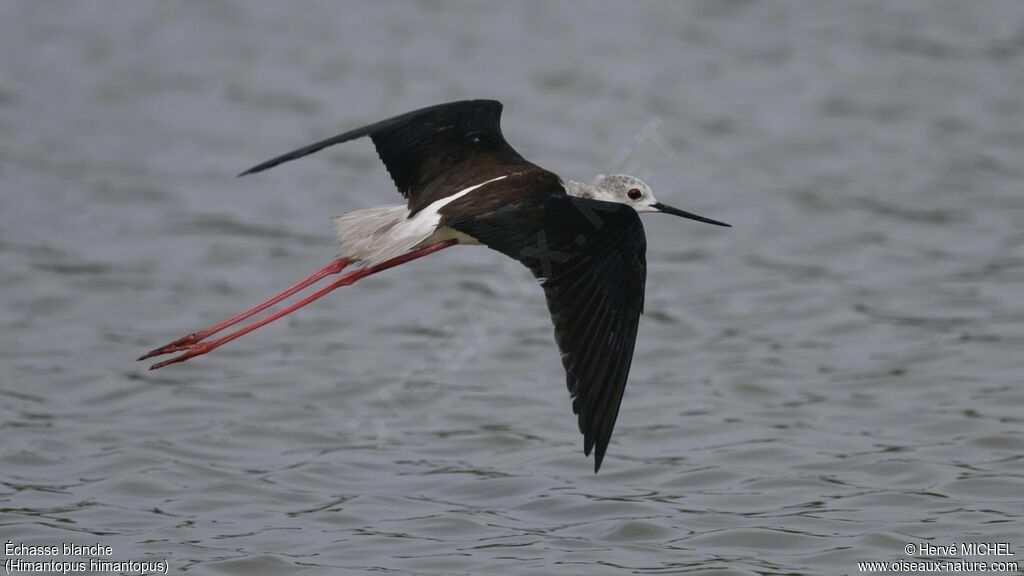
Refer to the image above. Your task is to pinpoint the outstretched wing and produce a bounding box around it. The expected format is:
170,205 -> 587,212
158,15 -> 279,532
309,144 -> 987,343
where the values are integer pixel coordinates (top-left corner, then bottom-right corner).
443,186 -> 647,472
239,99 -> 536,213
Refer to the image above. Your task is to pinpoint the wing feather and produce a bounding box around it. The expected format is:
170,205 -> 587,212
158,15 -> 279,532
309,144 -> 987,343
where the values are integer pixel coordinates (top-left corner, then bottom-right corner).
239,100 -> 535,212
444,190 -> 647,472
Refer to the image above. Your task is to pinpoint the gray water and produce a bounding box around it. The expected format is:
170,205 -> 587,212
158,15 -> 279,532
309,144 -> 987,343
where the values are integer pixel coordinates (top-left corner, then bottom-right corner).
2,1 -> 1023,574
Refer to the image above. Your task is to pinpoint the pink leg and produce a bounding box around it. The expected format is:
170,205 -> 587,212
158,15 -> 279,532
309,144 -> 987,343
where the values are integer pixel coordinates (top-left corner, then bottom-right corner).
139,257 -> 350,361
146,239 -> 457,370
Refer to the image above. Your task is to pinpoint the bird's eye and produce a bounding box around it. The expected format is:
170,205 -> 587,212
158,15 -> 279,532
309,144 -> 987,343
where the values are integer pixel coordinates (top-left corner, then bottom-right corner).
627,188 -> 642,200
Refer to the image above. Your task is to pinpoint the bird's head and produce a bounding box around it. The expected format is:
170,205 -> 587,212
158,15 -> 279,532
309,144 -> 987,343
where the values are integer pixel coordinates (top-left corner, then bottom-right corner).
592,174 -> 730,227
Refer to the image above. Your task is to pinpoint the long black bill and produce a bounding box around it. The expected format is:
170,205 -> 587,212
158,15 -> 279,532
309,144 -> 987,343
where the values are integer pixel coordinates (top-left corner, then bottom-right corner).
652,202 -> 731,227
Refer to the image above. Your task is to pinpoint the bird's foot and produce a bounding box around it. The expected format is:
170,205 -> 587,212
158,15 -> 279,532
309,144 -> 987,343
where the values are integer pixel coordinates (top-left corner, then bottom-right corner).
138,257 -> 353,367
138,333 -> 206,361
147,341 -> 215,370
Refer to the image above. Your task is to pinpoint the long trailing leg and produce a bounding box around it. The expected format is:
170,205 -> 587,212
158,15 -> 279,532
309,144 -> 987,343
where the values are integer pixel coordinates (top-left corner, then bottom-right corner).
139,257 -> 351,361
145,239 -> 457,370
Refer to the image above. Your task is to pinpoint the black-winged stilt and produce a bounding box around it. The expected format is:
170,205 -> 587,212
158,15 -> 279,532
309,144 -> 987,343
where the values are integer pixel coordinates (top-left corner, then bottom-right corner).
140,100 -> 730,471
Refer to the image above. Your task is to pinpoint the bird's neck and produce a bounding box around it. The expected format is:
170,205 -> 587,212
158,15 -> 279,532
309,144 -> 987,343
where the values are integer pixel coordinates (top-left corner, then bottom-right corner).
561,178 -> 595,200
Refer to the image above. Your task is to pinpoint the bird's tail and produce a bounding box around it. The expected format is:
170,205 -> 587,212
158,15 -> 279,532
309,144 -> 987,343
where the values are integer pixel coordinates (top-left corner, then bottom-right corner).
332,203 -> 413,267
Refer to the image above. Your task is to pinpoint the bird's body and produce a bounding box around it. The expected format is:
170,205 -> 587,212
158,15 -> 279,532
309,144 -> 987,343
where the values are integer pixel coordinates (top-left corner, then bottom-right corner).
141,100 -> 729,471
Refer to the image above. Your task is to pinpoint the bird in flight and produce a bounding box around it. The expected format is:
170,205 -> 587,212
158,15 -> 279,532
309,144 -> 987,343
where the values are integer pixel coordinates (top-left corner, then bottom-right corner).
140,100 -> 730,471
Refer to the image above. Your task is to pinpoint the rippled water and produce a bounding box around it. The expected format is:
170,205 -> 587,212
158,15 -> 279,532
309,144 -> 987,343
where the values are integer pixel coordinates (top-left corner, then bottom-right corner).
2,1 -> 1023,574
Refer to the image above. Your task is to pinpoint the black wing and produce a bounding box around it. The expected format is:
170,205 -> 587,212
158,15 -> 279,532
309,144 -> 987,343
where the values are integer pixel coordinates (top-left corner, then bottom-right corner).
444,188 -> 647,472
239,100 -> 535,212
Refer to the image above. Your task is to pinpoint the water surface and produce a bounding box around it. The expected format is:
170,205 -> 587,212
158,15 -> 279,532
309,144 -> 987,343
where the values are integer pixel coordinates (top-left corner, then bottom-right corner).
1,2 -> 1023,574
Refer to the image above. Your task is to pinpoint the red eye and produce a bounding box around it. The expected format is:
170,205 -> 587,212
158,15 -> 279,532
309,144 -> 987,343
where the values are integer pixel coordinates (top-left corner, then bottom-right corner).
627,188 -> 642,200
